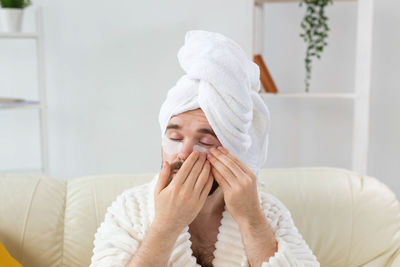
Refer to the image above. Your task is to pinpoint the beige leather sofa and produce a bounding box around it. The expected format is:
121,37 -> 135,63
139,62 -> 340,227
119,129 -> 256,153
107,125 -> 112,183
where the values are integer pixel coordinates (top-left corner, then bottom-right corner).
0,167 -> 399,267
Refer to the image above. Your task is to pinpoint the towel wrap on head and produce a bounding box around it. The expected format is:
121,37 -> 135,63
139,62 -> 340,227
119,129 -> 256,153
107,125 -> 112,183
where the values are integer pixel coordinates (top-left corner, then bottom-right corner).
159,30 -> 271,177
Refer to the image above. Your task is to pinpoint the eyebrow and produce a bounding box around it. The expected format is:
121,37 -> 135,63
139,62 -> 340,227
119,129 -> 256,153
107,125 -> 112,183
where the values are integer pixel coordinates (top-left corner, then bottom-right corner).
166,123 -> 217,138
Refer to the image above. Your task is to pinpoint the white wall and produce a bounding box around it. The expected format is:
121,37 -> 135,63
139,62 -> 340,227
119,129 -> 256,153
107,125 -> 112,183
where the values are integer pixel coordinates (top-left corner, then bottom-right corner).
368,0 -> 400,197
261,0 -> 400,196
0,0 -> 253,178
0,0 -> 399,196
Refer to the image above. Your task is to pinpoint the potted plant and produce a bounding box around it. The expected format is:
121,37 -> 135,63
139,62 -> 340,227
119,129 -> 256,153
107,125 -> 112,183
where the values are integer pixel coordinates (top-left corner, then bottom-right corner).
299,0 -> 333,92
0,0 -> 32,32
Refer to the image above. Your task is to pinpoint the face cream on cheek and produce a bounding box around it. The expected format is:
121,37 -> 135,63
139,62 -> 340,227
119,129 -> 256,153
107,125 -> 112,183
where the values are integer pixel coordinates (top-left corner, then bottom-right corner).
193,144 -> 209,154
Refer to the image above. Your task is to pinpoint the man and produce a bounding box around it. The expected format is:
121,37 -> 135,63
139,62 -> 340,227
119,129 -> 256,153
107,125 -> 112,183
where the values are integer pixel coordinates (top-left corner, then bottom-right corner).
90,30 -> 320,267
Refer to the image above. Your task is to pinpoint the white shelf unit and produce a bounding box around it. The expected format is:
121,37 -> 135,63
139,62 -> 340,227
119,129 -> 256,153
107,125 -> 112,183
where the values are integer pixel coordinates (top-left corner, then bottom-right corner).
0,7 -> 49,175
253,0 -> 373,175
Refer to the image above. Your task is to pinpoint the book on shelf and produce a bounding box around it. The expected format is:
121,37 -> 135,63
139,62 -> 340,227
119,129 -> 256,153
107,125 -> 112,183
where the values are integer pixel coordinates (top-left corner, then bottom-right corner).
253,54 -> 278,94
0,98 -> 39,108
0,97 -> 25,103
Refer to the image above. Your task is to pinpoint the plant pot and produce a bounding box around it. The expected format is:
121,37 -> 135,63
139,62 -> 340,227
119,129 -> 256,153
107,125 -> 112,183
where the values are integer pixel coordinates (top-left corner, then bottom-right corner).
0,8 -> 24,32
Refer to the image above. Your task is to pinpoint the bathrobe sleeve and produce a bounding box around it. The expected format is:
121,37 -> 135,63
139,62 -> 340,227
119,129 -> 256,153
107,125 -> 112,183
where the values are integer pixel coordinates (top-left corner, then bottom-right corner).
90,190 -> 143,267
259,192 -> 320,267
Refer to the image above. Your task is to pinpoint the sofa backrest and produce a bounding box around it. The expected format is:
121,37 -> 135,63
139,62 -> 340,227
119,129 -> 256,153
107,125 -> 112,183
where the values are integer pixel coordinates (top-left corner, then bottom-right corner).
0,167 -> 399,267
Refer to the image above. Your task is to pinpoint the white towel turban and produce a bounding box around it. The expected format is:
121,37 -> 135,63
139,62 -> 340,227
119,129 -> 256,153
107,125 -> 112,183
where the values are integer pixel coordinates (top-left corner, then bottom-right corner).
159,30 -> 271,177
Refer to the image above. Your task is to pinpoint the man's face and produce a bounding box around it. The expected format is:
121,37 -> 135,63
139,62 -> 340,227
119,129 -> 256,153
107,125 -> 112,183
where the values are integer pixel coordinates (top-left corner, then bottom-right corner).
161,108 -> 221,196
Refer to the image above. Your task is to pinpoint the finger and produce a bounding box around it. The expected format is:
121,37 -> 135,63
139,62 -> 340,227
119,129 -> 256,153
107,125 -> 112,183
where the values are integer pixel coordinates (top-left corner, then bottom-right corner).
154,161 -> 170,196
193,160 -> 211,194
217,146 -> 256,179
199,170 -> 214,201
211,167 -> 230,193
209,147 -> 247,181
207,152 -> 236,185
183,152 -> 207,190
170,150 -> 199,186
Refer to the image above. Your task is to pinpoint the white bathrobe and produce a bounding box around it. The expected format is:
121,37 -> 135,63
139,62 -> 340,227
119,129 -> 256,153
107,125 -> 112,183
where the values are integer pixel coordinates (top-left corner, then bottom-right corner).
90,174 -> 320,267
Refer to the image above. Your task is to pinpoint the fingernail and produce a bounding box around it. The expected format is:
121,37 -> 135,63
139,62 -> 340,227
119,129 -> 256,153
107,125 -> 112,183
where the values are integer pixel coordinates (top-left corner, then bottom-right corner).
217,146 -> 224,151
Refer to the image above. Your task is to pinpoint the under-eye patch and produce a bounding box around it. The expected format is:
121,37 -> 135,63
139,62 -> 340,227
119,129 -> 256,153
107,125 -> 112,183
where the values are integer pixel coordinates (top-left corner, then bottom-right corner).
162,135 -> 210,155
193,144 -> 209,153
162,135 -> 182,155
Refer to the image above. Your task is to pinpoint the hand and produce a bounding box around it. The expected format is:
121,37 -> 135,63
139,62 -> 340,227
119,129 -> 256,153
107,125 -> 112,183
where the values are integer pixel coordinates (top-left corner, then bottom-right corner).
153,151 -> 214,234
207,146 -> 263,225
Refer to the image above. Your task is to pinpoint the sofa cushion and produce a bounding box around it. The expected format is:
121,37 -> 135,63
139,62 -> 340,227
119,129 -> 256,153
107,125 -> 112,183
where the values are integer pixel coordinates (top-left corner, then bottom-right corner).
63,173 -> 154,267
258,167 -> 400,266
0,174 -> 66,267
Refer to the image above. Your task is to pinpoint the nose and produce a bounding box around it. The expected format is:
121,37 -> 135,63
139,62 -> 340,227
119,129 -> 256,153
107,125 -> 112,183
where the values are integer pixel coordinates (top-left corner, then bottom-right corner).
177,140 -> 195,161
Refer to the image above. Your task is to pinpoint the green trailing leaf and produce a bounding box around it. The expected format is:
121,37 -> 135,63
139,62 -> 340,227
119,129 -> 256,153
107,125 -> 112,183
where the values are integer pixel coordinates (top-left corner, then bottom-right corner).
299,0 -> 333,92
0,0 -> 31,8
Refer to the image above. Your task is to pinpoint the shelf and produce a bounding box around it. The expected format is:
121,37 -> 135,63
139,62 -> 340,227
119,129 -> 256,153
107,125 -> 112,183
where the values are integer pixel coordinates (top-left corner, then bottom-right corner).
260,92 -> 356,99
253,0 -> 373,175
0,32 -> 38,39
0,7 -> 50,175
0,100 -> 41,110
255,0 -> 356,3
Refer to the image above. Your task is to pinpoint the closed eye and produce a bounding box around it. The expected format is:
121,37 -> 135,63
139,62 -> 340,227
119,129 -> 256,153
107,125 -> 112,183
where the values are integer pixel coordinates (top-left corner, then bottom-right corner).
169,138 -> 213,147
199,142 -> 213,147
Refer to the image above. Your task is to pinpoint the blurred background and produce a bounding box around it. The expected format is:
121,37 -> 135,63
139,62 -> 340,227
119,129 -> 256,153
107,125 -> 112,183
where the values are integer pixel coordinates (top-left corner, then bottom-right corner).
0,0 -> 399,196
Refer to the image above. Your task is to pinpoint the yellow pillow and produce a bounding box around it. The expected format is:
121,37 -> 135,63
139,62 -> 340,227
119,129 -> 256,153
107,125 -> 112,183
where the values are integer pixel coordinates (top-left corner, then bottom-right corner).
0,242 -> 22,267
